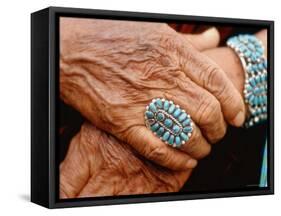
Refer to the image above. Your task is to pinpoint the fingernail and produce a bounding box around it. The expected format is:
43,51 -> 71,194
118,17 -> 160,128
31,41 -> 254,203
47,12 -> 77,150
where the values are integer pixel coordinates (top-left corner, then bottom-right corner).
232,111 -> 245,127
203,27 -> 215,34
186,159 -> 198,168
203,27 -> 218,37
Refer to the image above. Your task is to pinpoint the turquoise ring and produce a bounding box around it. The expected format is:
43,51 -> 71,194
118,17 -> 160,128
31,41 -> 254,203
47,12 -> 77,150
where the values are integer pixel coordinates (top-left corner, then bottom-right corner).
145,98 -> 193,148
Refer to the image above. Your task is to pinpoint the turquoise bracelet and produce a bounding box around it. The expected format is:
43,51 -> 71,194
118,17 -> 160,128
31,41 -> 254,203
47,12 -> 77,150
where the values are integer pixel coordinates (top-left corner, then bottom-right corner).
227,34 -> 267,128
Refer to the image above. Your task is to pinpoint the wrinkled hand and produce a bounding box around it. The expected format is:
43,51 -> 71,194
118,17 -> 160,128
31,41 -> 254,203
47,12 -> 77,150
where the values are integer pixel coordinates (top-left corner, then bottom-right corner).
60,122 -> 192,198
60,18 -> 245,171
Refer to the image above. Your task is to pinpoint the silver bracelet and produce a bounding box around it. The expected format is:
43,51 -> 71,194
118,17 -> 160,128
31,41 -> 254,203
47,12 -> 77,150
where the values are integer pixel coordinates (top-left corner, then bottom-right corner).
227,34 -> 267,128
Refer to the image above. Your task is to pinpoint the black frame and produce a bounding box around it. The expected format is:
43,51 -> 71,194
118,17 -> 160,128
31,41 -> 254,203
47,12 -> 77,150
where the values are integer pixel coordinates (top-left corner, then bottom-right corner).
31,6 -> 274,208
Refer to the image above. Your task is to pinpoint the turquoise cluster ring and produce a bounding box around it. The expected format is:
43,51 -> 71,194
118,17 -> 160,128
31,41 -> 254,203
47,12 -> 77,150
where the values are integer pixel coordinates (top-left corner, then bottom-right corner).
145,98 -> 193,148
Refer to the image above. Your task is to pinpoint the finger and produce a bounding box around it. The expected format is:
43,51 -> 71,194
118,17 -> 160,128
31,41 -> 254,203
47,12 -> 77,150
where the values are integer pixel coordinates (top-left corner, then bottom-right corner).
182,27 -> 220,51
165,77 -> 227,144
60,133 -> 90,198
124,126 -> 198,171
181,123 -> 211,159
181,48 -> 246,127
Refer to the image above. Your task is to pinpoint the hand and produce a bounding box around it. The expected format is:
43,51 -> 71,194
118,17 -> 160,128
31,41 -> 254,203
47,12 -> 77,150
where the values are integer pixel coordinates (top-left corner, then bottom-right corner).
60,123 -> 191,198
202,29 -> 268,98
60,18 -> 245,171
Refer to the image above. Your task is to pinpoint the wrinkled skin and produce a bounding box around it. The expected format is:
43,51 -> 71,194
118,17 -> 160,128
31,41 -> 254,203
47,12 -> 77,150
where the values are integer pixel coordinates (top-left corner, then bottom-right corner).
60,18 -> 247,171
60,123 -> 191,198
59,18 -> 267,198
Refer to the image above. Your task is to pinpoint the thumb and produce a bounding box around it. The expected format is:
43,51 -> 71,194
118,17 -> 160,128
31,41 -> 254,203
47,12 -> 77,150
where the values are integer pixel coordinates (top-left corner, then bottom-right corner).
183,27 -> 220,51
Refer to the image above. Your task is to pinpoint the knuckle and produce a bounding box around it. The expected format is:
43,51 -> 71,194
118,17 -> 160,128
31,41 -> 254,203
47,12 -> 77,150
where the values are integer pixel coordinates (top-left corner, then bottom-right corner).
197,95 -> 221,126
207,122 -> 227,144
209,127 -> 226,144
198,144 -> 211,159
186,129 -> 211,159
185,130 -> 200,152
202,65 -> 226,98
210,124 -> 227,144
146,145 -> 167,162
202,65 -> 222,89
220,89 -> 240,111
197,96 -> 227,143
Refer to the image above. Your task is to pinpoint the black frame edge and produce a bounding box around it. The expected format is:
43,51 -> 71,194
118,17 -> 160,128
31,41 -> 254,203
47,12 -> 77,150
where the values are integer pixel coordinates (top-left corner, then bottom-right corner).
31,7 -> 51,208
48,6 -> 274,24
268,21 -> 274,195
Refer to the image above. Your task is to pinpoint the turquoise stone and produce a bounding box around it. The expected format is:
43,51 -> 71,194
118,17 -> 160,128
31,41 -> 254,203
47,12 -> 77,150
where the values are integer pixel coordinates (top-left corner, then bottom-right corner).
257,96 -> 262,105
156,99 -> 163,108
162,131 -> 170,141
255,75 -> 261,83
145,111 -> 154,119
180,132 -> 189,141
254,96 -> 258,105
248,43 -> 255,50
258,63 -> 264,70
263,95 -> 267,104
247,65 -> 253,73
249,95 -> 255,104
182,118 -> 191,127
168,135 -> 174,145
253,87 -> 262,95
173,108 -> 181,118
249,78 -> 256,86
246,85 -> 253,91
239,45 -> 246,52
172,125 -> 180,134
175,136 -> 181,146
251,54 -> 257,62
156,112 -> 165,121
257,47 -> 264,54
260,96 -> 264,104
183,126 -> 193,133
163,100 -> 170,111
168,104 -> 175,114
178,113 -> 187,122
261,74 -> 265,82
245,50 -> 251,57
149,103 -> 157,113
151,123 -> 159,132
164,118 -> 173,128
253,87 -> 258,95
252,64 -> 258,71
156,127 -> 165,136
